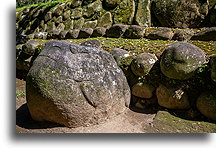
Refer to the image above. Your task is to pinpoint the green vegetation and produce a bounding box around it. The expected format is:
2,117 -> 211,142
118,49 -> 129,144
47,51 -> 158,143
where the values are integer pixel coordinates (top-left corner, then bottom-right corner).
16,0 -> 69,12
16,91 -> 26,99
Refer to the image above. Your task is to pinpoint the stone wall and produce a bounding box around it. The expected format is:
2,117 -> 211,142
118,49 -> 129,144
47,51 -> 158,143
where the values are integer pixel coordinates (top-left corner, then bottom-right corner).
16,37 -> 216,122
16,0 -> 216,36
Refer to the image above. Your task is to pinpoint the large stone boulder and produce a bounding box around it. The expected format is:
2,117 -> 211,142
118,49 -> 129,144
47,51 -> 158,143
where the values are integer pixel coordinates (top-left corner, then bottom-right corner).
26,41 -> 130,128
151,0 -> 213,28
196,91 -> 216,121
156,84 -> 190,109
160,42 -> 206,80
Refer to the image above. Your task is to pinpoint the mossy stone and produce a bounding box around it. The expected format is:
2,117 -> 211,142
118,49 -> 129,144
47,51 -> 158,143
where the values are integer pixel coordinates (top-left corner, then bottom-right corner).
73,18 -> 85,29
83,0 -> 103,18
97,12 -> 113,28
83,20 -> 98,29
135,0 -> 151,27
113,0 -> 135,24
71,7 -> 83,19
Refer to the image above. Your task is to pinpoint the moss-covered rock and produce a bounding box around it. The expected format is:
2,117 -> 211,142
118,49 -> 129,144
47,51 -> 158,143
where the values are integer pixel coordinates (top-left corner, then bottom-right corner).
113,0 -> 135,24
135,0 -> 151,27
97,12 -> 113,28
91,27 -> 107,37
160,42 -> 206,80
172,29 -> 195,41
71,7 -> 83,19
131,53 -> 158,76
64,19 -> 73,30
83,0 -> 103,18
73,18 -> 85,29
124,25 -> 145,39
151,0 -> 210,28
83,20 -> 98,29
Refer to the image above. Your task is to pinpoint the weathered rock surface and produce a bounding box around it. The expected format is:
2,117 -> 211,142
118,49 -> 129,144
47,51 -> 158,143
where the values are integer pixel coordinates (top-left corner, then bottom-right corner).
124,25 -> 145,39
147,28 -> 174,40
151,0 -> 212,28
106,24 -> 128,38
26,41 -> 130,128
97,12 -> 113,29
132,82 -> 155,99
131,53 -> 158,76
91,27 -> 107,37
209,55 -> 216,82
111,48 -> 132,67
156,84 -> 190,109
113,0 -> 135,24
80,40 -> 102,49
172,29 -> 195,41
135,0 -> 151,27
78,28 -> 94,38
160,42 -> 206,80
22,40 -> 40,56
191,27 -> 216,41
65,29 -> 80,39
197,91 -> 216,121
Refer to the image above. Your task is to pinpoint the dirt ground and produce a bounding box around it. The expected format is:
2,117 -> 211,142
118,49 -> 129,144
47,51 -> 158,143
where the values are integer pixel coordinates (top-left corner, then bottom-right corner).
16,79 -> 216,133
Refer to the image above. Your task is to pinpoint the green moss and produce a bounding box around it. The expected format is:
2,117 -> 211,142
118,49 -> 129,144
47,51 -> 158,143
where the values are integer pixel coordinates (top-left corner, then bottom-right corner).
152,111 -> 216,133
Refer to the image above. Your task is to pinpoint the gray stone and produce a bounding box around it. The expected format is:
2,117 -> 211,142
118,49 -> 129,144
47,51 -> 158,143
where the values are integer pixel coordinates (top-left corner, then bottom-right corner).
97,12 -> 113,28
147,28 -> 174,40
196,91 -> 216,121
132,82 -> 155,99
191,27 -> 216,41
22,40 -> 40,56
65,29 -> 80,39
78,28 -> 94,38
26,41 -> 130,127
135,0 -> 151,27
47,30 -> 61,39
44,11 -> 52,22
83,20 -> 98,29
156,84 -> 190,109
73,18 -> 85,29
209,55 -> 216,82
131,53 -> 158,76
92,27 -> 107,37
113,0 -> 135,24
160,42 -> 206,80
124,25 -> 145,39
71,7 -> 83,19
80,40 -> 102,49
172,29 -> 195,41
151,0 -> 210,28
56,23 -> 65,31
111,48 -> 131,67
83,0 -> 103,18
59,30 -> 68,39
105,24 -> 128,38
46,21 -> 56,32
64,19 -> 73,30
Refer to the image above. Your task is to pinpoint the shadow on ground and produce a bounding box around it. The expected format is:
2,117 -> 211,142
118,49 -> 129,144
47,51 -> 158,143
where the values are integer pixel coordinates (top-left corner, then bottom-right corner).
16,103 -> 64,129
